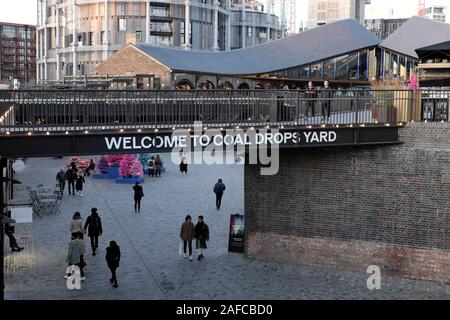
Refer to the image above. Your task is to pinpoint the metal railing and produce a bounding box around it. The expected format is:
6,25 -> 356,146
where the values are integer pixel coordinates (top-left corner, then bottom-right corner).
0,89 -> 447,133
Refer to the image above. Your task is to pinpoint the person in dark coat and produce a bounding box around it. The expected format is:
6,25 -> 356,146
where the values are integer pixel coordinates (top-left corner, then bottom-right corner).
84,208 -> 103,256
305,81 -> 316,119
56,168 -> 67,196
154,155 -> 163,177
213,178 -> 226,210
320,80 -> 333,120
75,172 -> 85,196
133,182 -> 144,213
85,159 -> 96,176
194,216 -> 209,261
147,157 -> 155,177
66,166 -> 77,196
106,241 -> 121,288
5,223 -> 24,252
179,155 -> 188,174
180,215 -> 195,261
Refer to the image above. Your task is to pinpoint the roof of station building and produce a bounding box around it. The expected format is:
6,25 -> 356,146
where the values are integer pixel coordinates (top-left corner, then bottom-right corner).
380,16 -> 450,59
135,19 -> 380,76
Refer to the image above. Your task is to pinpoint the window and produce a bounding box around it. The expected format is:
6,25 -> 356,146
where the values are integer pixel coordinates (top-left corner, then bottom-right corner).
287,68 -> 298,78
323,59 -> 335,78
180,21 -> 192,45
101,31 -> 105,44
359,50 -> 368,80
151,21 -> 172,33
119,18 -> 127,31
336,54 -> 349,79
152,6 -> 170,17
150,35 -> 172,47
299,65 -> 309,77
118,2 -> 127,16
136,31 -> 142,42
2,26 -> 16,38
88,32 -> 94,46
310,62 -> 322,78
348,52 -> 358,79
247,26 -> 252,37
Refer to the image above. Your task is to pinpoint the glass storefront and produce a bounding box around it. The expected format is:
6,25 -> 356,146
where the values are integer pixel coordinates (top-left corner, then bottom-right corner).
263,47 -> 416,83
310,62 -> 322,78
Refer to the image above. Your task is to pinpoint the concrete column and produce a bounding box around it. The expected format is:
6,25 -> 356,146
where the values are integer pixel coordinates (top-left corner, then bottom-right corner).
241,0 -> 246,49
146,0 -> 151,43
104,0 -> 109,60
183,0 -> 191,50
266,0 -> 271,43
43,0 -> 48,80
36,1 -> 41,81
212,0 -> 220,51
72,0 -> 78,76
226,0 -> 231,50
56,5 -> 61,81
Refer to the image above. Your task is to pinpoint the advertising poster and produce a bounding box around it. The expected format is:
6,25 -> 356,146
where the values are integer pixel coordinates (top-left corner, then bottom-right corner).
228,214 -> 245,253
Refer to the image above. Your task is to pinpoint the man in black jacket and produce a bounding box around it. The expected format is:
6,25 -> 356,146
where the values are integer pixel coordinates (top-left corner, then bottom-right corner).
213,179 -> 226,210
66,166 -> 77,196
320,80 -> 333,120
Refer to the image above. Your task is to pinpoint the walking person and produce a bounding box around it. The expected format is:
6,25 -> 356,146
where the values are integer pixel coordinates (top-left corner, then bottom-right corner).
66,165 -> 77,196
179,155 -> 188,175
70,212 -> 85,239
213,179 -> 226,210
56,168 -> 67,196
75,172 -> 85,196
305,81 -> 316,120
133,182 -> 144,213
180,215 -> 195,261
154,155 -> 163,177
106,241 -> 121,288
147,156 -> 155,177
85,159 -> 96,176
65,232 -> 86,281
320,80 -> 333,120
5,223 -> 24,252
84,208 -> 103,256
194,216 -> 209,261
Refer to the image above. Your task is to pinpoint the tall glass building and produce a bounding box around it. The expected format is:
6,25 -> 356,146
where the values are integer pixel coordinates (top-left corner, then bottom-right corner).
36,0 -> 282,82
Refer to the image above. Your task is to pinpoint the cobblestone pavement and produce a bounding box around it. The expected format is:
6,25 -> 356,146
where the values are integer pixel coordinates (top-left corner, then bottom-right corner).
5,155 -> 450,300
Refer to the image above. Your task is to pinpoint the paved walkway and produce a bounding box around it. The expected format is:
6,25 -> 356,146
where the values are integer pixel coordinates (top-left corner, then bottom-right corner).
5,155 -> 450,300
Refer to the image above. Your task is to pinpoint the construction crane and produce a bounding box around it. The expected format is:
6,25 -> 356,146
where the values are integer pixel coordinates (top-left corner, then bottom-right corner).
418,0 -> 426,16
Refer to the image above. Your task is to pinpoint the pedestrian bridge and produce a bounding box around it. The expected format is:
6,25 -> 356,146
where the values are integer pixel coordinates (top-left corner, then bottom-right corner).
0,88 -> 418,157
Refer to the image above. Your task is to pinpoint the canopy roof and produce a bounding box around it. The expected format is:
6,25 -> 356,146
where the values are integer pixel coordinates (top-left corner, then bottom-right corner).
381,16 -> 450,59
136,19 -> 380,76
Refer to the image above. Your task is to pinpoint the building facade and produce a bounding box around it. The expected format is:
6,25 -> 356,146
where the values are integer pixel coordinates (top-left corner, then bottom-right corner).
36,0 -> 281,83
94,19 -> 381,89
307,0 -> 368,29
365,18 -> 408,40
0,22 -> 36,86
424,5 -> 447,23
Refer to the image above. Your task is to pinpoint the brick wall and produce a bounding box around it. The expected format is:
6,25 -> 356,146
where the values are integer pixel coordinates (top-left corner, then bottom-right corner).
94,45 -> 172,87
245,123 -> 450,282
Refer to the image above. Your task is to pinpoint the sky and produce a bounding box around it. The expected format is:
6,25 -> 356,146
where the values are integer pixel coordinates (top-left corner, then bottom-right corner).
0,0 -> 447,27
